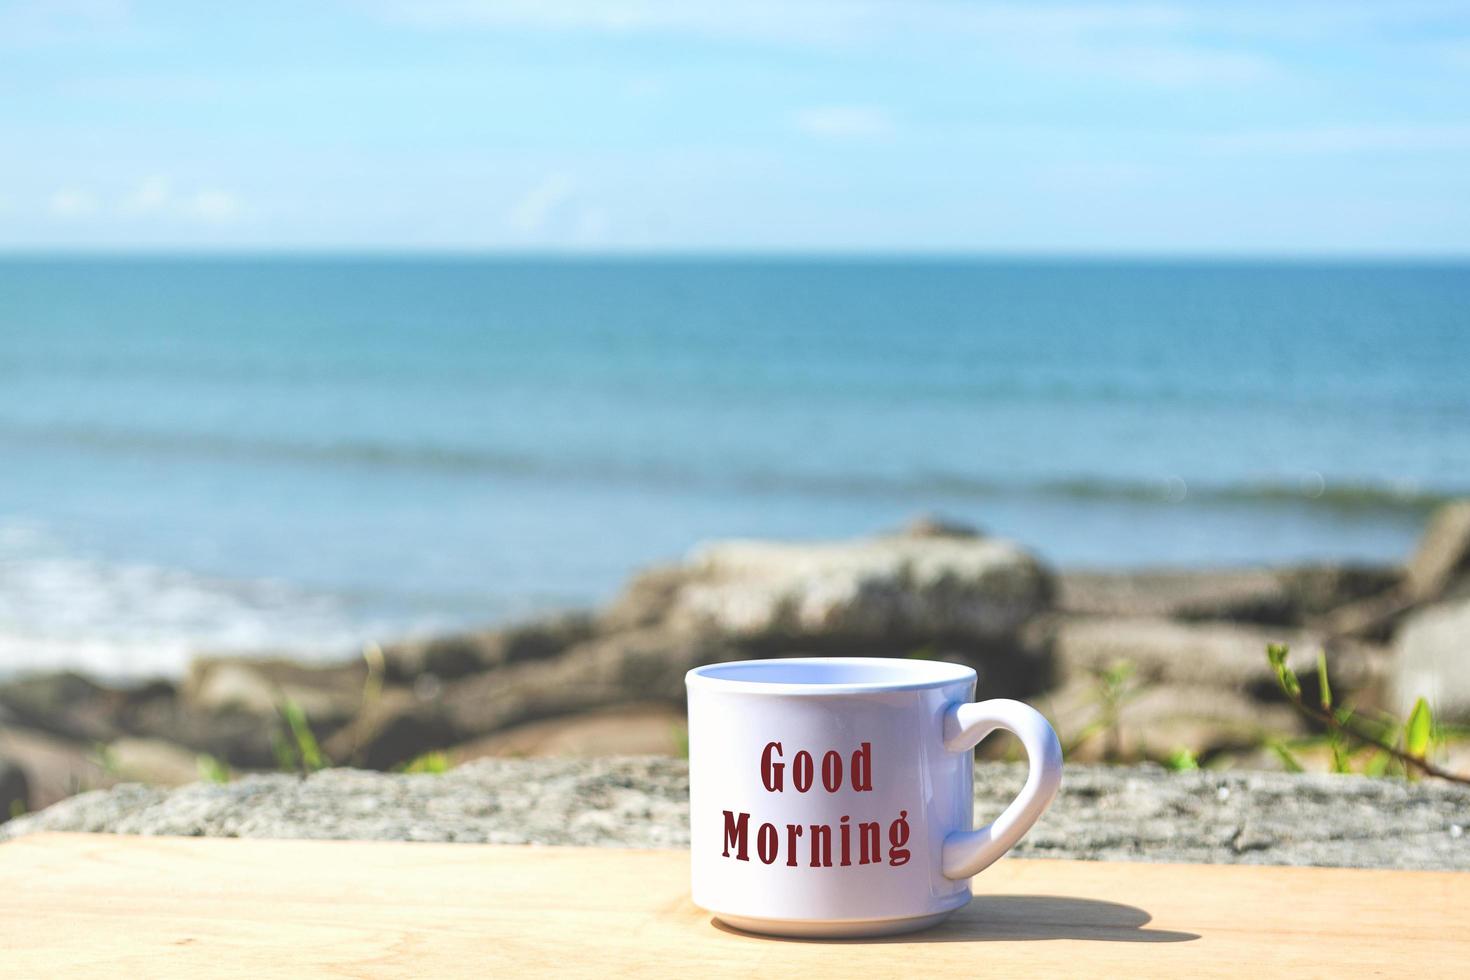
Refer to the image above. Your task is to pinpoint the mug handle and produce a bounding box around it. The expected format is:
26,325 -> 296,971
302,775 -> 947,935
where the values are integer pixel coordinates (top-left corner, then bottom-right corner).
940,698 -> 1063,880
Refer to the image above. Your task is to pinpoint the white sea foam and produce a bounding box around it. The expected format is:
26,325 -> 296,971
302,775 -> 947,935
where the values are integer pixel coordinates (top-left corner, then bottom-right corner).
0,521 -> 405,679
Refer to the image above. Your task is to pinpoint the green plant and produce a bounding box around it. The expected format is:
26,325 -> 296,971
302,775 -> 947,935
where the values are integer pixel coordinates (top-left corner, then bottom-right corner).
398,750 -> 451,775
1265,643 -> 1469,786
90,742 -> 119,777
274,697 -> 326,776
9,798 -> 25,820
1062,659 -> 1141,760
196,754 -> 232,784
673,723 -> 690,759
1164,747 -> 1199,772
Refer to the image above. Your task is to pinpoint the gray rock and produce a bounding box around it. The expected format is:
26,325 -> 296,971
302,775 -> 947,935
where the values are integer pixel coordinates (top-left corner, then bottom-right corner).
182,656 -> 366,727
1406,500 -> 1470,601
437,626 -> 729,738
103,737 -> 203,787
116,694 -> 283,770
1042,680 -> 1304,763
1045,615 -> 1384,695
379,613 -> 597,682
1393,599 -> 1470,720
893,513 -> 984,539
1057,565 -> 1399,626
1319,501 -> 1470,643
323,625 -> 731,770
645,535 -> 1053,642
322,688 -> 458,770
0,671 -> 121,742
0,671 -> 279,770
0,725 -> 115,810
449,703 -> 686,761
4,760 -> 1466,870
0,759 -> 27,822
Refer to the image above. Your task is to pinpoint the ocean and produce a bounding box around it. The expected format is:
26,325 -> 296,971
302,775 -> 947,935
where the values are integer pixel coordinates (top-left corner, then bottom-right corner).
1,256 -> 1466,677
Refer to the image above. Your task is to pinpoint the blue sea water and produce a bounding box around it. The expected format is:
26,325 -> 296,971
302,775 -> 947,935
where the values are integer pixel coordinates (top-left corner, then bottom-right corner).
0,256 -> 1467,676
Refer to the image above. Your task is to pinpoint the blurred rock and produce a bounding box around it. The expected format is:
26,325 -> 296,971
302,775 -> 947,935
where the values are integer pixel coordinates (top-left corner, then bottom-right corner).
631,535 -> 1052,643
1392,599 -> 1470,721
893,513 -> 984,539
439,626 -> 729,744
600,565 -> 690,631
379,612 -> 596,682
118,695 -> 282,770
0,725 -> 114,810
450,703 -> 686,760
1280,564 -> 1403,618
0,671 -> 122,742
1406,500 -> 1470,601
1044,679 -> 1305,764
183,656 -> 365,727
0,759 -> 28,822
327,624 -> 734,770
1325,500 -> 1470,643
104,737 -> 202,787
1058,565 -> 1399,626
322,689 -> 457,771
1044,614 -> 1385,697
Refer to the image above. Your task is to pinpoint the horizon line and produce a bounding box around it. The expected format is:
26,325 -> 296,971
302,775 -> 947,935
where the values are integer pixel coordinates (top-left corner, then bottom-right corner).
1,247 -> 1469,265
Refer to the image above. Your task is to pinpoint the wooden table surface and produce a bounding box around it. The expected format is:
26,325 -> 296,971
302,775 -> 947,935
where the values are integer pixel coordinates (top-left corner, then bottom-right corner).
1,832 -> 1466,977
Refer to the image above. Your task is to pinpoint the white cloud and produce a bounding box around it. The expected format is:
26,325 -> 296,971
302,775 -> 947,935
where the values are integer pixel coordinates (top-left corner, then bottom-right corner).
121,175 -> 171,214
508,173 -> 578,233
48,188 -> 96,217
572,206 -> 610,245
186,189 -> 243,223
792,106 -> 892,140
46,180 -> 246,224
503,174 -> 615,245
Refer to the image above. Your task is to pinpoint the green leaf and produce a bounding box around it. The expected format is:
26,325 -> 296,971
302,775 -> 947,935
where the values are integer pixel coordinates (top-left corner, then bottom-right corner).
1328,735 -> 1352,774
398,750 -> 451,775
1165,747 -> 1199,772
196,754 -> 231,784
280,698 -> 325,773
1316,651 -> 1332,711
1406,698 -> 1433,759
270,730 -> 298,773
1266,644 -> 1301,699
1363,750 -> 1392,777
1268,739 -> 1305,773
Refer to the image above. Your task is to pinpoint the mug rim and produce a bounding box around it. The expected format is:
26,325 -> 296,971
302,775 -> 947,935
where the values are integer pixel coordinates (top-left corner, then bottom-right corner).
685,656 -> 976,695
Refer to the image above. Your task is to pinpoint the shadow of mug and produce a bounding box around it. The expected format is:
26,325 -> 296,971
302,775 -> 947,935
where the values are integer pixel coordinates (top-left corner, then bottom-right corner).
712,895 -> 1200,944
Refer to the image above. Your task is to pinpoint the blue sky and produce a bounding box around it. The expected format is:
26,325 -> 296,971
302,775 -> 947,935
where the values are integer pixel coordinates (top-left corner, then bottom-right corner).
3,1 -> 1470,253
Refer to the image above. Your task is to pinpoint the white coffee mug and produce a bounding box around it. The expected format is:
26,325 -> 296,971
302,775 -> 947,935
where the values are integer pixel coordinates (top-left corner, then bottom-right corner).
685,657 -> 1062,938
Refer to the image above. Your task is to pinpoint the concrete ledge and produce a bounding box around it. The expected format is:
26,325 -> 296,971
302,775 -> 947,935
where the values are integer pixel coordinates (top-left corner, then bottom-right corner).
3,759 -> 1467,870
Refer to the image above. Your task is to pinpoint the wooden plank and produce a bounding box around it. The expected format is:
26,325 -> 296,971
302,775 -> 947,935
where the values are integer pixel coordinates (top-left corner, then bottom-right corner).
0,832 -> 1465,977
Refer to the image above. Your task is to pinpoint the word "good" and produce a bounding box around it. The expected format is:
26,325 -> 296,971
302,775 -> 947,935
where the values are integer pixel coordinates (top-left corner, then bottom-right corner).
761,741 -> 873,794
